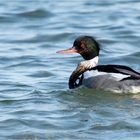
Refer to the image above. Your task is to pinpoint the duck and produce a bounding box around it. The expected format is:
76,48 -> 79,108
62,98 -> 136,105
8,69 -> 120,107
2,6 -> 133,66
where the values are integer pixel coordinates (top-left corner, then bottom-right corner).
57,36 -> 140,93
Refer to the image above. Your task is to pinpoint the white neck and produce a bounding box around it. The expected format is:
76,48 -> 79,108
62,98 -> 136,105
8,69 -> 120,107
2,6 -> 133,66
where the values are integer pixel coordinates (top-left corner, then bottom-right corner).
79,56 -> 99,69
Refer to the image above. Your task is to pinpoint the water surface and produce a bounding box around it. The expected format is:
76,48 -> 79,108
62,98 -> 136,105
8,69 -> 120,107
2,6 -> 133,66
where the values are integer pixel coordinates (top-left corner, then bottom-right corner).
0,0 -> 140,139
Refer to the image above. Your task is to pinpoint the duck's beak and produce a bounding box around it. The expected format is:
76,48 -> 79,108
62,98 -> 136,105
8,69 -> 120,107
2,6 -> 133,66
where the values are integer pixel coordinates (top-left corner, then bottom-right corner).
56,46 -> 78,54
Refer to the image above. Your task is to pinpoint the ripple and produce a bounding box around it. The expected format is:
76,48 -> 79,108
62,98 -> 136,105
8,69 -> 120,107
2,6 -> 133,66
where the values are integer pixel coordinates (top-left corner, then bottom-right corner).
28,70 -> 54,78
15,32 -> 73,43
91,121 -> 140,131
0,15 -> 16,23
17,9 -> 53,18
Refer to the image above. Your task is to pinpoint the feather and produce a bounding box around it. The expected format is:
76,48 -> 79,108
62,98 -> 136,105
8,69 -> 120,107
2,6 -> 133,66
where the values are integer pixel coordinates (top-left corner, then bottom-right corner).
91,65 -> 140,80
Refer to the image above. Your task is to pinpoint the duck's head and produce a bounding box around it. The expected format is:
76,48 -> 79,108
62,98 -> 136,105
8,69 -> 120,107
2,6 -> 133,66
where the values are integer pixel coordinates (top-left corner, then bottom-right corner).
57,36 -> 100,60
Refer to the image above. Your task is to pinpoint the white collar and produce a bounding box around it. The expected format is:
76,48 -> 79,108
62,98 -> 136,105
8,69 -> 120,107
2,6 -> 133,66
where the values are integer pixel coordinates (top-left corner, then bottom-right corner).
79,56 -> 99,69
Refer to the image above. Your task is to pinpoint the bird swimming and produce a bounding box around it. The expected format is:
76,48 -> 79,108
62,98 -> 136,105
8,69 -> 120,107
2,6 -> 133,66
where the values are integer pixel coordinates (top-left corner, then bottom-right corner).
57,36 -> 140,93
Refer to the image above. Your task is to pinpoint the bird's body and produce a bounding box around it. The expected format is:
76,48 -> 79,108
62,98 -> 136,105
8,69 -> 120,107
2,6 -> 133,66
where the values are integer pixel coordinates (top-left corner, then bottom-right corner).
57,36 -> 140,93
84,76 -> 140,93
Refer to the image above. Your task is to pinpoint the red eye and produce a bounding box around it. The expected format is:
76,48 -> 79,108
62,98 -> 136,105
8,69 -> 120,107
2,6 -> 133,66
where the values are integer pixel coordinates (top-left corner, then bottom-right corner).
80,41 -> 86,48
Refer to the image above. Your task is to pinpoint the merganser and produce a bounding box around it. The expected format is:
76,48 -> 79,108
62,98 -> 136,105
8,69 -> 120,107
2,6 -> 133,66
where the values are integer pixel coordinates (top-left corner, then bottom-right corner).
57,36 -> 140,93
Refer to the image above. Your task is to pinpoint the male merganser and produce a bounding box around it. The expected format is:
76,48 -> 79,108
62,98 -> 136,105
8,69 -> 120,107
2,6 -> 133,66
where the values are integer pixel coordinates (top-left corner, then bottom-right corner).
57,36 -> 140,93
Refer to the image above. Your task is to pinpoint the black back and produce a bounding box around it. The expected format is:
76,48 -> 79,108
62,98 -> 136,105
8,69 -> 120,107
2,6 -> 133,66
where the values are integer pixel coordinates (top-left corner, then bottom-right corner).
90,64 -> 140,80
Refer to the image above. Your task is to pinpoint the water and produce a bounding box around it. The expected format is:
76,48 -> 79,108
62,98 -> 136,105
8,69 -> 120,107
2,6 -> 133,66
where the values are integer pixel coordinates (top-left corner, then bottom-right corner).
0,0 -> 140,139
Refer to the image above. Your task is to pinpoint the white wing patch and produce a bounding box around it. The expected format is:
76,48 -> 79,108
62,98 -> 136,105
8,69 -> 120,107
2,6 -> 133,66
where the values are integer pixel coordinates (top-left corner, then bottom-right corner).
84,70 -> 130,81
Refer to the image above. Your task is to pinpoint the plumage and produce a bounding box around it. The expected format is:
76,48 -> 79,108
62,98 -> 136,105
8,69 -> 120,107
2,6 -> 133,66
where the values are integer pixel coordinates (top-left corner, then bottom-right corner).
57,36 -> 140,93
83,74 -> 140,93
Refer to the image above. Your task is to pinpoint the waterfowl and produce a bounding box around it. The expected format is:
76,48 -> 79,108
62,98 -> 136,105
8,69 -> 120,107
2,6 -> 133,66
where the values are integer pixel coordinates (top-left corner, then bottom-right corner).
57,36 -> 140,93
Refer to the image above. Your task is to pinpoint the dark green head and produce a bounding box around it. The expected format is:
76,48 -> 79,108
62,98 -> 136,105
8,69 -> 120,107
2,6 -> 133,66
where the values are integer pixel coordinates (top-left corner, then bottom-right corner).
57,36 -> 100,60
73,36 -> 100,60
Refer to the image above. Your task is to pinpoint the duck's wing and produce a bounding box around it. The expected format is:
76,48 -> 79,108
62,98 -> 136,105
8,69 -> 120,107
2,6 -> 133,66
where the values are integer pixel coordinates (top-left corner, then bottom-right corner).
90,65 -> 140,80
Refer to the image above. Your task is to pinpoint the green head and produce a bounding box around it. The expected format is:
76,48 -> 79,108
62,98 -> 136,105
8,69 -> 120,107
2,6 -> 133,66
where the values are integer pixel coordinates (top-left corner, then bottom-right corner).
73,36 -> 100,60
57,36 -> 100,60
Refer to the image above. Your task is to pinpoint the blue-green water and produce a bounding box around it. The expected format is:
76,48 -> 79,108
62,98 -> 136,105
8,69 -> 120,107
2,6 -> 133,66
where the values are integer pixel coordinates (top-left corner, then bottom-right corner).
0,0 -> 140,139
